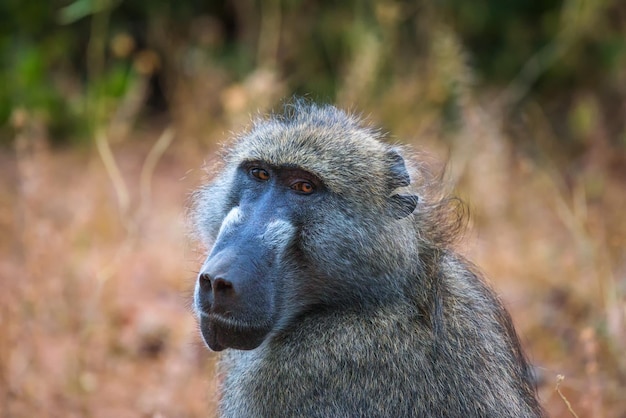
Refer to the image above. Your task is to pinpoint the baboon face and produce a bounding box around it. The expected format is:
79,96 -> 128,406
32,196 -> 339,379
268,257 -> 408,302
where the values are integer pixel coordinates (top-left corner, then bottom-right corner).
194,161 -> 324,351
193,105 -> 419,352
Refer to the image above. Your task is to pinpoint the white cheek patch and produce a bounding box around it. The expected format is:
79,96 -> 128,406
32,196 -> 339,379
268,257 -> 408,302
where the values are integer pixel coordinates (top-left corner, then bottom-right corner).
193,279 -> 202,316
262,219 -> 296,253
215,206 -> 243,241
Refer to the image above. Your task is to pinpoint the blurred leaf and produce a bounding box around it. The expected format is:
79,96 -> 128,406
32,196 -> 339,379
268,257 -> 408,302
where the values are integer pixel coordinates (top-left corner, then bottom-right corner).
568,95 -> 599,141
57,0 -> 118,24
105,64 -> 133,98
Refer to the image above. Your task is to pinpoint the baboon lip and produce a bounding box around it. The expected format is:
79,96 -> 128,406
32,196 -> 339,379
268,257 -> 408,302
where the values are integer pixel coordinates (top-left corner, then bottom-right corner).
200,314 -> 270,351
207,312 -> 270,331
205,321 -> 225,351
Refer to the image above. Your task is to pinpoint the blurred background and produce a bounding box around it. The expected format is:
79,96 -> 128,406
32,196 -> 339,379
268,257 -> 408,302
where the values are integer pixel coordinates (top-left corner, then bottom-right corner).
1,0 -> 625,417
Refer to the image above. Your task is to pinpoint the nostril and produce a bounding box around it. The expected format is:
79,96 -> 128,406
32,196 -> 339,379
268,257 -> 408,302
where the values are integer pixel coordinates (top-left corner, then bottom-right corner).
198,272 -> 213,292
213,277 -> 233,293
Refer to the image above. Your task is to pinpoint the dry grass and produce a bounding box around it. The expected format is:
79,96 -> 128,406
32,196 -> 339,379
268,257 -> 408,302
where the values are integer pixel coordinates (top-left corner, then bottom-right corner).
442,104 -> 626,418
1,95 -> 624,417
1,125 -> 219,417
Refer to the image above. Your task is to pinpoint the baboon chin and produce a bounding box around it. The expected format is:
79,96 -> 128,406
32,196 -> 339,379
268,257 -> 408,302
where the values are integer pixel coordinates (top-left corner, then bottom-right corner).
191,100 -> 545,417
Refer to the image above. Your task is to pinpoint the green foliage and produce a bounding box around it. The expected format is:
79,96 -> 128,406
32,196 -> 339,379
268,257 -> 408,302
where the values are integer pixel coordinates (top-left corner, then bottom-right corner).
1,0 -> 624,146
439,0 -> 563,82
0,0 -> 140,144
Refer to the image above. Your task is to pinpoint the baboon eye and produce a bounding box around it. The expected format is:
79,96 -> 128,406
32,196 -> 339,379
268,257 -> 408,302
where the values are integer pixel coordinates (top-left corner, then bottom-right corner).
250,168 -> 270,181
291,181 -> 314,194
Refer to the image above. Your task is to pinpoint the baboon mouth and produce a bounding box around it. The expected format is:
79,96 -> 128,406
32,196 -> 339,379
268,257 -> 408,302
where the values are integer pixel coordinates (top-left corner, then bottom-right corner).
200,314 -> 271,351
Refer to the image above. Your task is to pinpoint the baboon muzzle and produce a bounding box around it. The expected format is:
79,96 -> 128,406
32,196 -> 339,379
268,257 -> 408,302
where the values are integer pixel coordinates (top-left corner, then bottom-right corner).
195,212 -> 278,351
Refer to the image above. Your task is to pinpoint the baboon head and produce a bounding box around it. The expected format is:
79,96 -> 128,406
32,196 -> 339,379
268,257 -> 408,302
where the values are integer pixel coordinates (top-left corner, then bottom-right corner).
192,102 -> 420,351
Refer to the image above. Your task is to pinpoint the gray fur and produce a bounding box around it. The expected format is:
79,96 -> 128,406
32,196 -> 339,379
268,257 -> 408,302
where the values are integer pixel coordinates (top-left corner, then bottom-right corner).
191,101 -> 544,417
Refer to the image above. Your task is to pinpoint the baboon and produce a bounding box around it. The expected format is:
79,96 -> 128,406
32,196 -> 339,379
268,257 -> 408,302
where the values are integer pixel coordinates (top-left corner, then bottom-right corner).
191,101 -> 544,417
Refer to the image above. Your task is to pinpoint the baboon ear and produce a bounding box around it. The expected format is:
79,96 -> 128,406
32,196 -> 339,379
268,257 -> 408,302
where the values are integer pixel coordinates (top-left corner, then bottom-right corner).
389,193 -> 419,219
386,148 -> 411,189
385,148 -> 417,218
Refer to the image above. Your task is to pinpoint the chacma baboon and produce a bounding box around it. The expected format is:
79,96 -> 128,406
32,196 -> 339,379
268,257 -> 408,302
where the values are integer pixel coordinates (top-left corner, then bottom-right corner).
191,101 -> 544,417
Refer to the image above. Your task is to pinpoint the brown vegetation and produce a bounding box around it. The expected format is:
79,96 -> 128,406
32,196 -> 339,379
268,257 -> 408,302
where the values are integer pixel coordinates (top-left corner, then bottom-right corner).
1,94 -> 624,417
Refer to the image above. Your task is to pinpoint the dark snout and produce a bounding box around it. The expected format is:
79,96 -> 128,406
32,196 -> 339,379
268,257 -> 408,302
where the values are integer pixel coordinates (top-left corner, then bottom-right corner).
197,251 -> 236,315
195,225 -> 277,351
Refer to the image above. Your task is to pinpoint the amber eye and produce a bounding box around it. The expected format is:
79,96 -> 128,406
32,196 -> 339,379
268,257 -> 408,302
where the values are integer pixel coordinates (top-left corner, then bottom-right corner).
250,168 -> 270,181
292,181 -> 314,194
